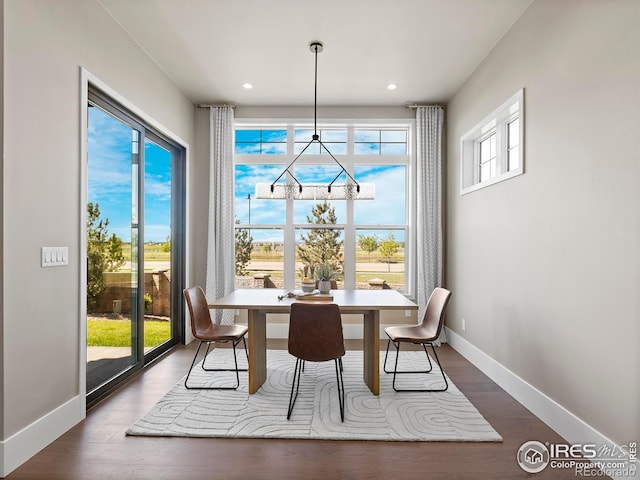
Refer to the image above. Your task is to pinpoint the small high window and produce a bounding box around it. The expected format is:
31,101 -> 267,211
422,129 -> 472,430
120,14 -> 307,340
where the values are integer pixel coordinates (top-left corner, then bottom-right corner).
460,89 -> 524,194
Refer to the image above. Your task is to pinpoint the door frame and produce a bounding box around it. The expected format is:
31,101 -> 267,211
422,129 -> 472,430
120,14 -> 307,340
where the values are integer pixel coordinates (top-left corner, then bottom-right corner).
80,68 -> 190,411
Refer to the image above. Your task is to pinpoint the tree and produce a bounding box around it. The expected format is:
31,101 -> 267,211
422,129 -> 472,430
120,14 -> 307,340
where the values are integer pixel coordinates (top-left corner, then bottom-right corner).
161,235 -> 171,253
105,233 -> 126,271
262,243 -> 272,254
235,219 -> 253,275
297,201 -> 343,273
357,234 -> 379,262
378,232 -> 399,272
87,203 -> 126,312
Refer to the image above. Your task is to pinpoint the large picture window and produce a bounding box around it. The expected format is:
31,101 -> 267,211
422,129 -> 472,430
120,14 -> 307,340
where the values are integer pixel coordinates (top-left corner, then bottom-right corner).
234,121 -> 413,294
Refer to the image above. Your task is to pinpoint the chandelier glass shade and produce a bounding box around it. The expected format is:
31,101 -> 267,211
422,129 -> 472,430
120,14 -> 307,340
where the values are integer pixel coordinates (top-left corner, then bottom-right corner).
255,182 -> 375,200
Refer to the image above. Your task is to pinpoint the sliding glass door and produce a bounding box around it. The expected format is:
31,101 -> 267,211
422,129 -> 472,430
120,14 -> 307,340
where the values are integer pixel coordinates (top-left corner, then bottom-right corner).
86,87 -> 185,405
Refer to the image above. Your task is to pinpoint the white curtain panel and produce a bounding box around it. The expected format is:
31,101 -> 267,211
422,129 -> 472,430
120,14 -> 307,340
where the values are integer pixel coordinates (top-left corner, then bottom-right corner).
416,106 -> 445,343
206,106 -> 236,325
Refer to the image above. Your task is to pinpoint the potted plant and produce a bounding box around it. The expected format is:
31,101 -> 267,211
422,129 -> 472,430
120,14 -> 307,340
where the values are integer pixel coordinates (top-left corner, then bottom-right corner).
314,263 -> 336,294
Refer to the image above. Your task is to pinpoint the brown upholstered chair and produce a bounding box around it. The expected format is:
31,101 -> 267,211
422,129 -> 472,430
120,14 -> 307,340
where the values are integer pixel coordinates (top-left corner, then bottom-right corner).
183,286 -> 248,390
287,302 -> 346,421
383,287 -> 452,392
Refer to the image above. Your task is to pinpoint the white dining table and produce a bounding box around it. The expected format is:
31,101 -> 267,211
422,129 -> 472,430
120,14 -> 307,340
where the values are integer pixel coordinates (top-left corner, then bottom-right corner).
208,288 -> 418,395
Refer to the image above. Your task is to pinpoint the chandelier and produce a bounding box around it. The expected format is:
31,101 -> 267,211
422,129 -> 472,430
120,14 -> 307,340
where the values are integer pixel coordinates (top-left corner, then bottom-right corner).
255,42 -> 374,200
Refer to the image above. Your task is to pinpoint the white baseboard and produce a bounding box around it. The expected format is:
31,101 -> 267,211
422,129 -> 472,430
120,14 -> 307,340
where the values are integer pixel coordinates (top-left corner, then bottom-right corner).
0,395 -> 83,477
445,327 -> 627,478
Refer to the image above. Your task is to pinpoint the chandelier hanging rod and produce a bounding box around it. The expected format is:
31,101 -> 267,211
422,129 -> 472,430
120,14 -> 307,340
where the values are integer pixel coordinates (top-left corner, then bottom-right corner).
268,41 -> 360,196
312,41 -> 320,137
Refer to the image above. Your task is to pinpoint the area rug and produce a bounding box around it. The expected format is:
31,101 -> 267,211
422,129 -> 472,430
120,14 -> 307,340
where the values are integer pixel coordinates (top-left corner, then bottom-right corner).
126,349 -> 502,442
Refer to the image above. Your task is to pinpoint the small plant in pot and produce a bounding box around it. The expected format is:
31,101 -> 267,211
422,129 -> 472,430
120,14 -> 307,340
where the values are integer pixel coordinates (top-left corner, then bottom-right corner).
314,263 -> 336,294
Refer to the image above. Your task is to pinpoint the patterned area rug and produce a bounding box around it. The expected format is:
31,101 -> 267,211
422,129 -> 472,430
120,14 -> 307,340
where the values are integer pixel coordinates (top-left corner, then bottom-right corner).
126,349 -> 502,442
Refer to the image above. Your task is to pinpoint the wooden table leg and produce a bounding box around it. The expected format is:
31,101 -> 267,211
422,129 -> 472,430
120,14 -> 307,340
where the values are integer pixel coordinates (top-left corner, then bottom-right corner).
362,309 -> 380,395
247,309 -> 267,394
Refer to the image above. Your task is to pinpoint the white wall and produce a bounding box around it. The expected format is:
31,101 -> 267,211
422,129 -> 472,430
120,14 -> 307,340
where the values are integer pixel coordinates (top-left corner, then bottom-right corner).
2,0 -> 194,474
446,0 -> 639,445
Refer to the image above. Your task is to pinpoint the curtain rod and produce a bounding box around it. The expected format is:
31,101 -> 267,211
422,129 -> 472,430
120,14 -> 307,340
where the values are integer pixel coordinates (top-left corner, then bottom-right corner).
198,103 -> 442,109
404,103 -> 444,109
196,103 -> 236,108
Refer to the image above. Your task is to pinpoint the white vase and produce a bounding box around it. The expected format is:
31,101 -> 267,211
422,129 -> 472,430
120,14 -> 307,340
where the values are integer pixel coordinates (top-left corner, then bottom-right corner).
317,280 -> 331,294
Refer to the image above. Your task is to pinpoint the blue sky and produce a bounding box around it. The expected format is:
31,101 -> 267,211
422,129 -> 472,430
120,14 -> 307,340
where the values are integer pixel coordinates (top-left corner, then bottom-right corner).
88,106 -> 171,243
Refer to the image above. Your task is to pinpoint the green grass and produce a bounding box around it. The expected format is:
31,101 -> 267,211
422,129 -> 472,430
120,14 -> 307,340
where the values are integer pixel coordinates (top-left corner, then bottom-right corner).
87,319 -> 170,347
354,272 -> 404,284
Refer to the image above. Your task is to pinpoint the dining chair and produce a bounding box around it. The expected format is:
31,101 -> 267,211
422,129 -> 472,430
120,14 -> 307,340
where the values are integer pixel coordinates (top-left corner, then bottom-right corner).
183,286 -> 248,390
383,287 -> 452,392
287,302 -> 346,421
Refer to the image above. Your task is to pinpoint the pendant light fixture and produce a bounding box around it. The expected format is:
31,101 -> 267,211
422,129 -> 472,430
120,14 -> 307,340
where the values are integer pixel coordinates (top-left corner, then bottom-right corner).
255,42 -> 374,200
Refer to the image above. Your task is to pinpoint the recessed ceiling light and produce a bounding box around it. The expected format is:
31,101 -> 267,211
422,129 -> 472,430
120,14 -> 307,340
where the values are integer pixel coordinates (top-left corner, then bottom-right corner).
242,83 -> 253,89
386,83 -> 398,90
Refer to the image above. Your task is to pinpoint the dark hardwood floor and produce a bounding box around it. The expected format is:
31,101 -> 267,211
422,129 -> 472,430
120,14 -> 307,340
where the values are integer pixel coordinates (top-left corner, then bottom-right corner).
7,340 -> 590,479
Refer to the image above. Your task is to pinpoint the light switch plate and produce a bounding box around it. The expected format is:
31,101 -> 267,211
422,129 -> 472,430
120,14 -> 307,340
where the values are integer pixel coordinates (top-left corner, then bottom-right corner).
41,247 -> 69,267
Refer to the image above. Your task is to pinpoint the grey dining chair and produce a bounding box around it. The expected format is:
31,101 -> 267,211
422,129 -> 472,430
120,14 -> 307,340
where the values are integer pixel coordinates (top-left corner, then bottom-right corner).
383,287 -> 452,392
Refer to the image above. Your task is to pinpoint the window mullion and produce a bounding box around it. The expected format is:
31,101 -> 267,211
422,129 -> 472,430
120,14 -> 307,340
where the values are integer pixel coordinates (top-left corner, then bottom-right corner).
284,201 -> 295,290
496,122 -> 507,176
344,151 -> 355,289
473,138 -> 481,184
283,126 -> 296,290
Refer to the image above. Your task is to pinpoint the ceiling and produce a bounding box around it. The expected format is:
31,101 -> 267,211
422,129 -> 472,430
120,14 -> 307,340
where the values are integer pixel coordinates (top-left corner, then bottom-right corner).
99,0 -> 533,107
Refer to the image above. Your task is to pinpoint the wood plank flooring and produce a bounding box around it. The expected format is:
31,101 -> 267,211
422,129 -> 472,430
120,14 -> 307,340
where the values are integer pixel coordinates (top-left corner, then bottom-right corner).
6,340 -> 595,479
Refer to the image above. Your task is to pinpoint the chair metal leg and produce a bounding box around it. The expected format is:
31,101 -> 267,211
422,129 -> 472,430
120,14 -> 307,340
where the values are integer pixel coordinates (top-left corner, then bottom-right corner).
184,340 -> 207,390
384,339 -> 433,374
287,358 -> 304,420
242,336 -> 249,361
426,343 -> 448,392
185,337 -> 247,390
384,339 -> 448,392
383,338 -> 392,372
288,357 -> 345,421
201,338 -> 248,373
334,358 -> 345,422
